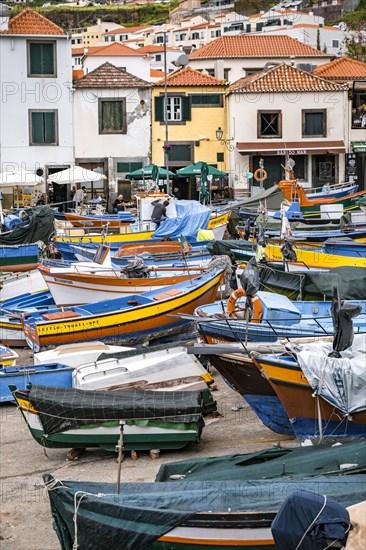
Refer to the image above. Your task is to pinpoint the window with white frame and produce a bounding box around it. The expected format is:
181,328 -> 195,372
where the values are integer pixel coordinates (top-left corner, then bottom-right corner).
165,97 -> 182,121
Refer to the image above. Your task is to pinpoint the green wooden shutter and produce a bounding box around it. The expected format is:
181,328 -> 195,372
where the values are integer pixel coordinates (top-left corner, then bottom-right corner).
44,112 -> 56,143
30,43 -> 54,75
181,96 -> 191,121
154,97 -> 164,121
31,112 -> 44,143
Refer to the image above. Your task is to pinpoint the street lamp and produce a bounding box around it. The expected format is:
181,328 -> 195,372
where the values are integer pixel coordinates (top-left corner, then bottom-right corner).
216,126 -> 234,152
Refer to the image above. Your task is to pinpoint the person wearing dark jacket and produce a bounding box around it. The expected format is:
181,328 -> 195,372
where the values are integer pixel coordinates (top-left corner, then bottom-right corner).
151,200 -> 169,228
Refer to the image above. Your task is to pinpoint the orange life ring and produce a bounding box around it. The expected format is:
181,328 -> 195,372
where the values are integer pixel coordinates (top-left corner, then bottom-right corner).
254,169 -> 267,182
226,288 -> 262,322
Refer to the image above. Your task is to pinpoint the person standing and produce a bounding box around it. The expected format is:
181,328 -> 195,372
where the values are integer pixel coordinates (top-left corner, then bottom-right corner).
74,186 -> 87,208
151,199 -> 169,228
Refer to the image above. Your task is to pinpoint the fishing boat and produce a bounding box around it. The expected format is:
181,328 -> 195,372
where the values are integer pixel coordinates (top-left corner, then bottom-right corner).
12,385 -> 205,452
64,211 -> 135,228
277,180 -> 359,202
34,341 -> 133,367
0,345 -> 18,366
38,262 -> 205,306
253,335 -> 366,440
321,238 -> 366,258
295,186 -> 366,218
264,242 -> 366,269
0,269 -> 47,302
0,316 -> 26,347
193,292 -> 366,344
0,244 -> 39,272
22,269 -> 224,352
73,345 -> 213,392
190,343 -> 294,436
42,473 -> 365,550
0,363 -> 73,403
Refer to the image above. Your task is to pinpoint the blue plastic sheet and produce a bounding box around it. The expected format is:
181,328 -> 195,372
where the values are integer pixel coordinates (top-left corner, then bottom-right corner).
153,200 -> 211,241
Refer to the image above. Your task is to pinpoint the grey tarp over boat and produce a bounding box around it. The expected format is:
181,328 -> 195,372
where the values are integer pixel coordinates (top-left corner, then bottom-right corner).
156,440 -> 366,482
228,186 -> 284,236
44,474 -> 366,550
0,206 -> 55,245
28,385 -> 203,436
259,266 -> 366,301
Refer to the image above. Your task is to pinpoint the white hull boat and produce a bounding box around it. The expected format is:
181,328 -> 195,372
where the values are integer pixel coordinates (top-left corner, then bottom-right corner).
73,346 -> 212,391
34,341 -> 134,367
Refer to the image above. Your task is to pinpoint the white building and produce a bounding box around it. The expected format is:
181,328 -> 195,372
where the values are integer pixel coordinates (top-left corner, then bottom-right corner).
262,24 -> 346,56
0,8 -> 74,201
73,62 -> 151,198
189,34 -> 334,83
226,63 -> 348,194
82,42 -> 152,81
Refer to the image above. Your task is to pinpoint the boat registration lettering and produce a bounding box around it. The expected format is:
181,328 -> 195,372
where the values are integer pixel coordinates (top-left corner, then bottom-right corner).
54,278 -> 73,285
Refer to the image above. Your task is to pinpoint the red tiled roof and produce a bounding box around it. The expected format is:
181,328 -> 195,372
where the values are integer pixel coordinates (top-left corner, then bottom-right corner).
313,57 -> 366,81
2,7 -> 64,35
189,35 -> 330,59
155,66 -> 226,87
103,25 -> 151,36
85,42 -> 145,57
74,62 -> 150,88
229,63 -> 346,93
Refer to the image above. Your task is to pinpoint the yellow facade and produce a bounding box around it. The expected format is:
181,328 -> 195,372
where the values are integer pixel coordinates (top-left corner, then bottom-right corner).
151,85 -> 228,174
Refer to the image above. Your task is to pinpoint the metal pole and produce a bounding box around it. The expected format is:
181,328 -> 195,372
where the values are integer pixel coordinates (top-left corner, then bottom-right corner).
116,420 -> 125,494
163,31 -> 170,195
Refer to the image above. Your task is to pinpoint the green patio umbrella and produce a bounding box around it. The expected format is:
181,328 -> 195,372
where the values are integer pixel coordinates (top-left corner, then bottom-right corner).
127,164 -> 174,180
176,162 -> 227,179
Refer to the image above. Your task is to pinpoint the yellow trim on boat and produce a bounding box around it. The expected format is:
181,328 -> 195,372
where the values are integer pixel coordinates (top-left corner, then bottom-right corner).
35,272 -> 223,337
54,231 -> 154,244
159,534 -> 274,546
265,243 -> 366,269
17,398 -> 38,414
201,372 -> 214,383
260,361 -> 309,387
208,211 -> 230,229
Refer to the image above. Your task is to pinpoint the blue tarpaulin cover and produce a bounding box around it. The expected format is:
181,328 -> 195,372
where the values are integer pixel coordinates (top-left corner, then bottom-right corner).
272,490 -> 351,550
153,200 -> 211,241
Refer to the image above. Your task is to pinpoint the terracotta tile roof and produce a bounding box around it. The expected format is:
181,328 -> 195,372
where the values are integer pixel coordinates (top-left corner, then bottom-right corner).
2,7 -> 64,35
292,24 -> 339,30
72,47 -> 86,56
229,63 -> 346,93
189,35 -> 330,59
189,21 -> 221,30
103,25 -> 151,36
313,57 -> 366,81
74,62 -> 150,88
155,66 -> 226,87
138,45 -> 179,53
85,42 -> 145,57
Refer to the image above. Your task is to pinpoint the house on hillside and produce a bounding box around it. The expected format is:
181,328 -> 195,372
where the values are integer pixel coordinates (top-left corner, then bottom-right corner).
314,57 -> 366,189
73,62 -> 151,199
226,63 -> 348,194
188,35 -> 334,82
82,42 -> 152,81
0,7 -> 74,205
151,66 -> 228,200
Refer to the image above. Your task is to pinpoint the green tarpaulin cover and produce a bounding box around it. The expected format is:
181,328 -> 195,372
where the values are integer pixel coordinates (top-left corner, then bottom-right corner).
0,206 -> 55,245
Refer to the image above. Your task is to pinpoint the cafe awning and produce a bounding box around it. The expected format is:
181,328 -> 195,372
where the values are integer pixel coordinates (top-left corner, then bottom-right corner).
352,142 -> 366,153
236,141 -> 346,155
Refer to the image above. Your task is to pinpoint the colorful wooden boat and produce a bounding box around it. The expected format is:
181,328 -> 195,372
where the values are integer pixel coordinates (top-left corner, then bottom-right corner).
0,244 -> 39,272
22,270 -> 224,352
38,263 -> 204,306
194,292 -> 366,344
277,180 -> 358,202
34,341 -> 133,367
295,186 -> 366,218
0,345 -> 18,367
0,269 -> 47,302
264,242 -> 366,269
253,353 -> 366,439
202,350 -> 294,436
0,316 -> 26,347
64,211 -> 135,228
0,363 -> 73,403
12,385 -> 205,452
